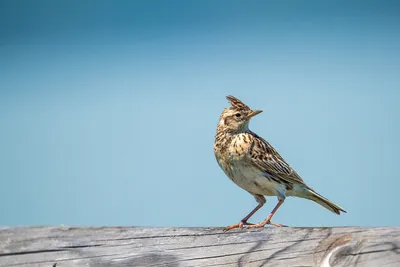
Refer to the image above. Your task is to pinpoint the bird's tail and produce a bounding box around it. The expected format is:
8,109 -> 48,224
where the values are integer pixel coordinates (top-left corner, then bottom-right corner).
304,189 -> 346,215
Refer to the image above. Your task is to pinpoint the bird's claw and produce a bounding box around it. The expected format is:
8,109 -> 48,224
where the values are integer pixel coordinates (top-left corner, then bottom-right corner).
245,220 -> 288,228
223,220 -> 253,232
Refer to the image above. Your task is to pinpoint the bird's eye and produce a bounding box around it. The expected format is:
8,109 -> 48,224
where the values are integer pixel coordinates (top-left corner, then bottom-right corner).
235,113 -> 241,117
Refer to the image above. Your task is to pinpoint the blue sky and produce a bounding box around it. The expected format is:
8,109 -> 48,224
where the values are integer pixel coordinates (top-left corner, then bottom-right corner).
0,1 -> 399,227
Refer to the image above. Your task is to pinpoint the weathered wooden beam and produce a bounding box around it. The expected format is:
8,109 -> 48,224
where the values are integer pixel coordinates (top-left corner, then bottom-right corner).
0,226 -> 399,267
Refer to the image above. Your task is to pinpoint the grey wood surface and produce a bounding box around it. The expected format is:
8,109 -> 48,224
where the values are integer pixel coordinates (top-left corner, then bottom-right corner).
0,226 -> 399,267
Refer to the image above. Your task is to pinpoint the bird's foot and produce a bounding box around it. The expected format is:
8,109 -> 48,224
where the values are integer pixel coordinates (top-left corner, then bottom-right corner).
245,220 -> 287,228
224,220 -> 253,231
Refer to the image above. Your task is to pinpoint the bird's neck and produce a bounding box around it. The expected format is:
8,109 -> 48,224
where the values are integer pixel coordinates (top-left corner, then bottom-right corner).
215,126 -> 251,150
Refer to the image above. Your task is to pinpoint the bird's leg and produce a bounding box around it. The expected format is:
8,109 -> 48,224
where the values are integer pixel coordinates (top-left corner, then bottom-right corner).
224,194 -> 266,231
224,203 -> 263,231
246,199 -> 286,228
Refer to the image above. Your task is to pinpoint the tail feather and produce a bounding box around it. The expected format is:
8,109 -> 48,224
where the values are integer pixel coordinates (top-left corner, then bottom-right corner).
306,189 -> 346,215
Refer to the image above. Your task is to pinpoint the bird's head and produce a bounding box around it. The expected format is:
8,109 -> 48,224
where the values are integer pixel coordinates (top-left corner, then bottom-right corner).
217,95 -> 263,132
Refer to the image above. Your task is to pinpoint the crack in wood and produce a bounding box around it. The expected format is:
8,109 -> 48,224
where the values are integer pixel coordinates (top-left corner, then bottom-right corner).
0,249 -> 67,257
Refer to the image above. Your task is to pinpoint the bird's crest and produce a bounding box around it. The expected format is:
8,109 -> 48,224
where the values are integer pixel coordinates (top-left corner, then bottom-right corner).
226,95 -> 251,111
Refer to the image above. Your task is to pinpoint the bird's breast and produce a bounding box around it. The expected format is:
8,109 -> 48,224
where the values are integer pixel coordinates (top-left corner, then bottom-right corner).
215,133 -> 286,197
214,134 -> 250,180
226,134 -> 252,161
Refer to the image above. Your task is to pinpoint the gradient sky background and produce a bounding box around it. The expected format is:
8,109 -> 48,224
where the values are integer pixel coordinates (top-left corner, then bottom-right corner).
0,1 -> 399,227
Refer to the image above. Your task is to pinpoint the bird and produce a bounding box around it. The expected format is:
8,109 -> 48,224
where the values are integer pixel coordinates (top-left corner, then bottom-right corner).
214,95 -> 346,230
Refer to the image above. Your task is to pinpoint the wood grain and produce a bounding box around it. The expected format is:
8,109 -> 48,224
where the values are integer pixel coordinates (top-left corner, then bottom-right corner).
0,226 -> 399,266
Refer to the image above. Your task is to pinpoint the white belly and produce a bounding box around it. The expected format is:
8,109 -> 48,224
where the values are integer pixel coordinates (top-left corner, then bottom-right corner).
230,161 -> 286,197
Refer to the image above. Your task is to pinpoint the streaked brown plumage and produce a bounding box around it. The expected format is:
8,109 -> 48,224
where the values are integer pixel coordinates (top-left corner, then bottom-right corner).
214,95 -> 346,230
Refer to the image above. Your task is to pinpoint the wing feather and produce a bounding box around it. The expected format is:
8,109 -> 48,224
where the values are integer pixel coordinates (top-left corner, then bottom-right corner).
249,132 -> 305,186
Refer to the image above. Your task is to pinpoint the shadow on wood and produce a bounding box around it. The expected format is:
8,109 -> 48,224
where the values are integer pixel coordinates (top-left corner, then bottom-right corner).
0,226 -> 399,266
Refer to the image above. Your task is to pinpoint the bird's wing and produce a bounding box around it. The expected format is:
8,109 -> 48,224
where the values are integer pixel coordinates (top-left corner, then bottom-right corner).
249,132 -> 306,186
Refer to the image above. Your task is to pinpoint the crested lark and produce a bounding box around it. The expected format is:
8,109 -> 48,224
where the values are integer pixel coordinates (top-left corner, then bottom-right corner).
214,95 -> 346,230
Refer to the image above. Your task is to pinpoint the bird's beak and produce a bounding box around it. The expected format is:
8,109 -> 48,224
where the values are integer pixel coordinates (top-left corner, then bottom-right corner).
247,110 -> 263,119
